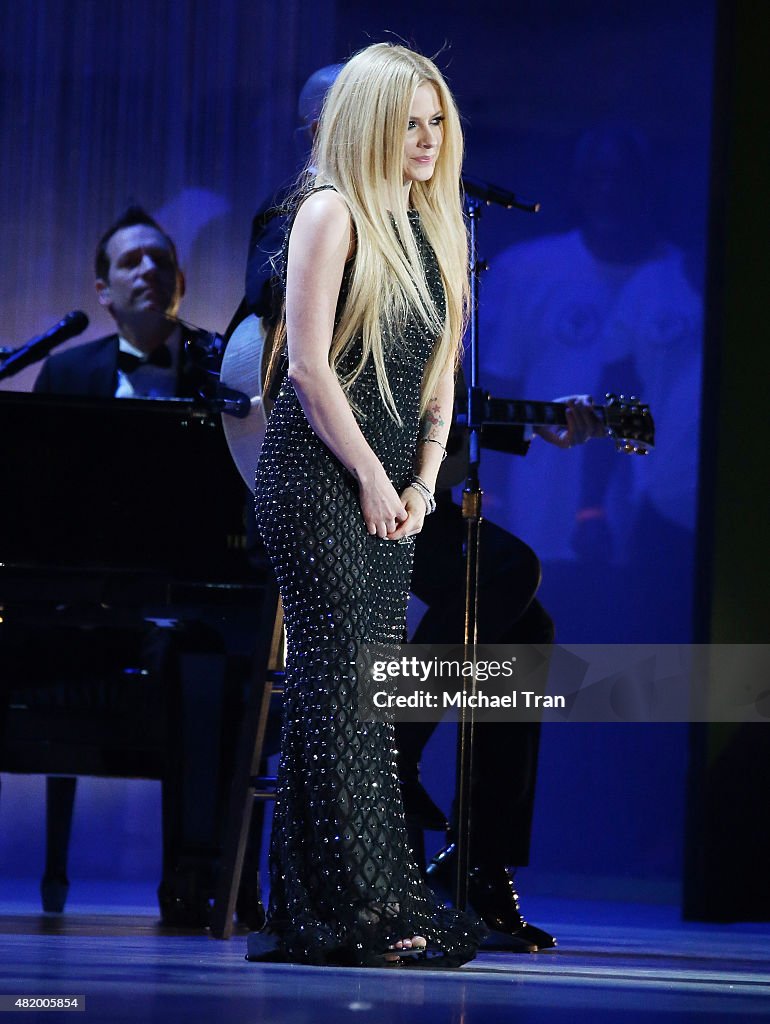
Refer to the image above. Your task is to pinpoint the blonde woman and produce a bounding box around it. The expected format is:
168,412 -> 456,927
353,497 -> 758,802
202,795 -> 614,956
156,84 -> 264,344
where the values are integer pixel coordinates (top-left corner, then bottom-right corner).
250,43 -> 484,968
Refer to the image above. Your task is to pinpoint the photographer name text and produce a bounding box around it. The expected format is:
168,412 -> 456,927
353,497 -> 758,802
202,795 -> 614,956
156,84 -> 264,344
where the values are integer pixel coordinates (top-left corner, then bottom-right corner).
371,689 -> 565,709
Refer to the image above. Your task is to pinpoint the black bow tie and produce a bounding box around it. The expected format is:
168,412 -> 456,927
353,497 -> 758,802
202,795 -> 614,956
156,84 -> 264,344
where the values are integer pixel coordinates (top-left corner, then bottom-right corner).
118,344 -> 173,373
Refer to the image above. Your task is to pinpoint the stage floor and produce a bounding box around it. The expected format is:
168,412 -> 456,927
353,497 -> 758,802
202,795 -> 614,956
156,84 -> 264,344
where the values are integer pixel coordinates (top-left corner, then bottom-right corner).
1,880 -> 768,1023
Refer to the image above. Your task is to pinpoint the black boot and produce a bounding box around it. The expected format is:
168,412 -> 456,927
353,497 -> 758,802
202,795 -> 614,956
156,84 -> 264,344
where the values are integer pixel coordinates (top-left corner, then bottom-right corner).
426,844 -> 556,951
467,865 -> 556,950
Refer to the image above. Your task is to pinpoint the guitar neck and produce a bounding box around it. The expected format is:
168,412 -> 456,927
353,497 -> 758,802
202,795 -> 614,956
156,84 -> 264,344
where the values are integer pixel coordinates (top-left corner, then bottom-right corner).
475,396 -> 606,429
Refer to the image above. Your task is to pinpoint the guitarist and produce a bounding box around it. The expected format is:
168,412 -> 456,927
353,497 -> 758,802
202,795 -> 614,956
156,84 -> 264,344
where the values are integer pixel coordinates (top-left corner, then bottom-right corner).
403,378 -> 601,953
230,64 -> 604,953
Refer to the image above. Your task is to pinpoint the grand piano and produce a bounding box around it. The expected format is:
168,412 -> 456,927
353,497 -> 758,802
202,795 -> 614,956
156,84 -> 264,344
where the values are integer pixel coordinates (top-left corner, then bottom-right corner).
0,390 -> 272,926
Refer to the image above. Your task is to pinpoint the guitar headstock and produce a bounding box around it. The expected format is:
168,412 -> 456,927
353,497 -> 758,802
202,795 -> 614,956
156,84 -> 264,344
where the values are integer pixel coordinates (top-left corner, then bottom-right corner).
603,394 -> 655,454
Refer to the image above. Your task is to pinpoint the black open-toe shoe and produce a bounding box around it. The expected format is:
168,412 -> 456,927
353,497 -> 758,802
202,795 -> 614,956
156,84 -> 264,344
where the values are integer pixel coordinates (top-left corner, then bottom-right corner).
377,947 -> 477,970
246,930 -> 477,970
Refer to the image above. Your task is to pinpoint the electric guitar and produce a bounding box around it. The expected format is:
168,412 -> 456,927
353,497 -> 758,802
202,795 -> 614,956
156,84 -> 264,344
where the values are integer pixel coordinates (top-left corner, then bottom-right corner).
219,314 -> 655,492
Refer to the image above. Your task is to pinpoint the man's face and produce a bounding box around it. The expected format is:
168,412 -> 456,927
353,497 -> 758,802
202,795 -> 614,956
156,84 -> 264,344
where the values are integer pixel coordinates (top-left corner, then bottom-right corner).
96,224 -> 184,326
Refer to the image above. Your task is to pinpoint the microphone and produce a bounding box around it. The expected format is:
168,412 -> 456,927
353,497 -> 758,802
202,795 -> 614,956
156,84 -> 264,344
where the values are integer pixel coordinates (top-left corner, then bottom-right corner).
0,310 -> 89,381
462,175 -> 541,213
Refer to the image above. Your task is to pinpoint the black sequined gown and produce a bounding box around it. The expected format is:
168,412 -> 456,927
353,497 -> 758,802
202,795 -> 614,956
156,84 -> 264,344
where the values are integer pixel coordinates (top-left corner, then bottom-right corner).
253,206 -> 484,967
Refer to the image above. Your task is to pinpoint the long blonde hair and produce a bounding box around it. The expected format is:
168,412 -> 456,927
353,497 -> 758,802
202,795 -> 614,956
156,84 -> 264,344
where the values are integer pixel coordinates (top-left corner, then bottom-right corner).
271,43 -> 468,421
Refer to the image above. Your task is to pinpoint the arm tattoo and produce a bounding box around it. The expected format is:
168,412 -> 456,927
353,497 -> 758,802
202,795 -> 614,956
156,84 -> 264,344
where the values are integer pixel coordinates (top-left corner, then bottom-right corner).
421,398 -> 445,439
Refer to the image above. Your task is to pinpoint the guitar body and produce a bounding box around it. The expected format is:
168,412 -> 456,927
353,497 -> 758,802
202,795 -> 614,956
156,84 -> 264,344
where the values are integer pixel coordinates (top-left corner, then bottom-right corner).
219,314 -> 270,493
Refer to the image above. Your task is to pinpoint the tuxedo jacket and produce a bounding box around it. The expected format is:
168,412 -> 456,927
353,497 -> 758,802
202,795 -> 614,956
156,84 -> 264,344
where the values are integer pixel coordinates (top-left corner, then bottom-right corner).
33,335 -> 123,397
32,332 -> 207,398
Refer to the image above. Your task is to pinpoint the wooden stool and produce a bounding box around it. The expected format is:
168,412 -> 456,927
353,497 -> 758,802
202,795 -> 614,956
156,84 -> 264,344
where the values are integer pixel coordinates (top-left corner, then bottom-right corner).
210,585 -> 284,939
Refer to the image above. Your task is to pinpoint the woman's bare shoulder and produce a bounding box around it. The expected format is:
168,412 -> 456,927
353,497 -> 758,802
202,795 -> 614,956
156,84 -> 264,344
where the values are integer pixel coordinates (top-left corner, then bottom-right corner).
294,188 -> 350,228
291,189 -> 354,259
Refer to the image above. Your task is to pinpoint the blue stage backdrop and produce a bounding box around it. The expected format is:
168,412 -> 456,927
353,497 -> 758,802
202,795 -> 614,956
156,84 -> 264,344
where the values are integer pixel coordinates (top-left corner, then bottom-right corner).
0,0 -> 715,902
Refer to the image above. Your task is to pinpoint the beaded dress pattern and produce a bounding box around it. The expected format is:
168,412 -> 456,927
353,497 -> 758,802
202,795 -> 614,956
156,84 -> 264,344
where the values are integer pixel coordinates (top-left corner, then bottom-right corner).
254,193 -> 483,966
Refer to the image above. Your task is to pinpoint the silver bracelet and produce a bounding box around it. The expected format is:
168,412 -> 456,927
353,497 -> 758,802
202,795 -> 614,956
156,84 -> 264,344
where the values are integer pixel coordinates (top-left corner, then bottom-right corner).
409,475 -> 436,515
420,437 -> 448,461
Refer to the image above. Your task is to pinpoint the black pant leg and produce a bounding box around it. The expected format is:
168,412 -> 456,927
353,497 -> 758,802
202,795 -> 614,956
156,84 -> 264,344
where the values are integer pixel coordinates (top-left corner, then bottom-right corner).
401,498 -> 554,868
466,599 -> 554,867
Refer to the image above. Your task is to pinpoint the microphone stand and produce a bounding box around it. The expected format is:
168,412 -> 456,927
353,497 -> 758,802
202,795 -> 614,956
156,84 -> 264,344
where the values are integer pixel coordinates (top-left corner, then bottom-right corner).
453,194 -> 484,911
453,181 -> 539,912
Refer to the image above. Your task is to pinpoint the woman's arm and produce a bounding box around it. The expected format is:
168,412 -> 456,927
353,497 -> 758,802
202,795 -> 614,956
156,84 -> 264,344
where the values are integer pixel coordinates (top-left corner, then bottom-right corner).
285,190 -> 408,539
389,355 -> 455,540
414,358 -> 455,491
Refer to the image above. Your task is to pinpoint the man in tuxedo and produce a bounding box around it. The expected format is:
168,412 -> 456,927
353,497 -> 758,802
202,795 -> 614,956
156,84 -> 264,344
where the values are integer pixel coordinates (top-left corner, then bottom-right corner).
32,206 -> 263,929
35,205 -> 198,399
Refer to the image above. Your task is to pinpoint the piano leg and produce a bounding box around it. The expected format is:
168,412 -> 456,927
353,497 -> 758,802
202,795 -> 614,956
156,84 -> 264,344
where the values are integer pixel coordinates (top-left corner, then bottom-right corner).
157,624 -> 229,928
42,775 -> 77,912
